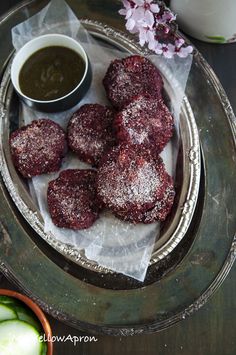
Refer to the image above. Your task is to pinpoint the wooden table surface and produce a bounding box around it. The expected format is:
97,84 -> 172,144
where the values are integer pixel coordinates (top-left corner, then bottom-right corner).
0,1 -> 236,354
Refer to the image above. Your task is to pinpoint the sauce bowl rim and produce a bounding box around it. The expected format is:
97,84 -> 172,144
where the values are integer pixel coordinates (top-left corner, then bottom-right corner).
11,33 -> 89,104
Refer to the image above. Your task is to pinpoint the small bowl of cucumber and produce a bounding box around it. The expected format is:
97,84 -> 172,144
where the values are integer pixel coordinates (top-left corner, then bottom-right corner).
0,289 -> 53,355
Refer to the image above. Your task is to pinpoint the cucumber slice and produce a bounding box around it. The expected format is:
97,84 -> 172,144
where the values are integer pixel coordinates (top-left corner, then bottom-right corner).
0,296 -> 41,332
0,320 -> 42,355
14,305 -> 41,332
41,341 -> 48,355
0,296 -> 21,307
0,304 -> 17,321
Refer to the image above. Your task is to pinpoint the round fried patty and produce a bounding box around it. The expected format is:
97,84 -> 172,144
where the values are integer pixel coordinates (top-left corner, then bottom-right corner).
114,95 -> 174,153
96,144 -> 172,222
10,119 -> 66,178
68,104 -> 115,166
115,174 -> 175,223
47,169 -> 100,230
103,55 -> 163,109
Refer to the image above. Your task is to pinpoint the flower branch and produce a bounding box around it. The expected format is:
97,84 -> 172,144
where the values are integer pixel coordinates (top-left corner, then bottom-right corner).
119,0 -> 193,58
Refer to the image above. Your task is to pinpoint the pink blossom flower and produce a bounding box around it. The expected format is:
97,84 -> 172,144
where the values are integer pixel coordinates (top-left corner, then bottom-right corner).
154,42 -> 163,55
119,0 -> 138,31
119,0 -> 157,31
137,6 -> 155,28
159,10 -> 176,24
175,38 -> 185,48
138,27 -> 155,47
174,38 -> 193,58
119,0 -> 136,19
126,3 -> 157,33
125,4 -> 155,33
161,43 -> 176,58
134,0 -> 160,13
126,17 -> 136,31
176,45 -> 193,58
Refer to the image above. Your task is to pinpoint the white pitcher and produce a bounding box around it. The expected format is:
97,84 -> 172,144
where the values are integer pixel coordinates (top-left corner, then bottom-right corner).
170,0 -> 236,43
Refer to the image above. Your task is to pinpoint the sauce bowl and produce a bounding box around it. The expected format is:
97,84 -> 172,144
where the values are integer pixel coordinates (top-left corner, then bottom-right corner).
11,34 -> 92,113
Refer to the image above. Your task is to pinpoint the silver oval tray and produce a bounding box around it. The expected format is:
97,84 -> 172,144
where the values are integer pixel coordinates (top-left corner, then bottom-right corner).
0,20 -> 200,273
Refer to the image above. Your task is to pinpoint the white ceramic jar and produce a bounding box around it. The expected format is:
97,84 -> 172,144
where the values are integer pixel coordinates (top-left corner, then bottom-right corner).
170,0 -> 236,43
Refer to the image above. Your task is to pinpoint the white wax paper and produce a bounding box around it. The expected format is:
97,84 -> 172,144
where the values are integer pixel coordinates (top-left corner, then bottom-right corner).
11,0 -> 192,281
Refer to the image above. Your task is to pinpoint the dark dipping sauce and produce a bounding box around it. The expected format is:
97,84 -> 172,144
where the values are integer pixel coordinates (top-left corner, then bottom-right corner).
19,46 -> 86,101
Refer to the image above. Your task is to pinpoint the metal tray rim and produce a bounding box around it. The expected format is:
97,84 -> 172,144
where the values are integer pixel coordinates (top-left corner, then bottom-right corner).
0,19 -> 200,273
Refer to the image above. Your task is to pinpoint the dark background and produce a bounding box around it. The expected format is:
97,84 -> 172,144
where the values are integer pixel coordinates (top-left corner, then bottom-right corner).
0,1 -> 236,354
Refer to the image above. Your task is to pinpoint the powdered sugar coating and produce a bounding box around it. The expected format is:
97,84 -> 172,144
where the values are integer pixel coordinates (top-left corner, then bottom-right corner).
47,169 -> 100,230
114,94 -> 174,152
143,176 -> 175,223
10,119 -> 67,178
96,144 -> 170,221
116,174 -> 175,223
68,104 -> 116,166
103,55 -> 163,109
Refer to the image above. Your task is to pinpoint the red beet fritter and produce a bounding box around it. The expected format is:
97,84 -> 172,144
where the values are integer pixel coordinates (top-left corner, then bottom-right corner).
10,119 -> 66,178
142,175 -> 175,223
47,169 -> 100,230
68,104 -> 115,166
116,175 -> 175,223
96,144 -> 174,223
103,55 -> 163,109
114,95 -> 174,153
